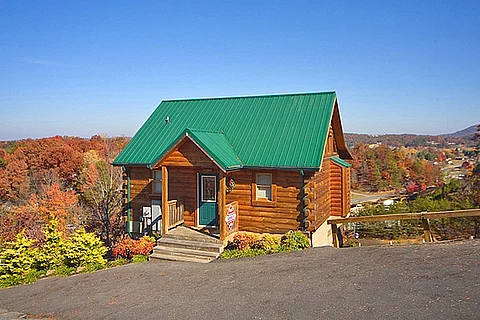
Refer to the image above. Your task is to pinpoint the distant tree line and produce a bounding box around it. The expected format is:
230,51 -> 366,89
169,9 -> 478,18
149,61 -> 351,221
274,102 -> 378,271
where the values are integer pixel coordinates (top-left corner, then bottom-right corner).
349,144 -> 442,192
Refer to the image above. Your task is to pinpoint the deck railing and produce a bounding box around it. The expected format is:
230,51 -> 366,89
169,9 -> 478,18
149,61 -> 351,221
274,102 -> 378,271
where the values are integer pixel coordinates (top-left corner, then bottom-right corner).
225,201 -> 239,238
168,199 -> 184,229
328,209 -> 480,248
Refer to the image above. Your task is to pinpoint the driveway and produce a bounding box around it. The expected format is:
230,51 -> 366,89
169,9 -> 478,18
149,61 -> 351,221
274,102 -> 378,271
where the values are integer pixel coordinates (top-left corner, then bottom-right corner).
0,240 -> 479,319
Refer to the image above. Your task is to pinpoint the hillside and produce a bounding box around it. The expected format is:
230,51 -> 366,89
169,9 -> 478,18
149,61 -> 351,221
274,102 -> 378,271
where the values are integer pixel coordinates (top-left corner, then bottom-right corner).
345,124 -> 478,149
442,124 -> 479,138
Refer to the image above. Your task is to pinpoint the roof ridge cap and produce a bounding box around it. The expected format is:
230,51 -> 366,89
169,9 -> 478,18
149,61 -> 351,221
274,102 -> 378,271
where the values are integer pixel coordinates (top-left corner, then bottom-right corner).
162,91 -> 336,103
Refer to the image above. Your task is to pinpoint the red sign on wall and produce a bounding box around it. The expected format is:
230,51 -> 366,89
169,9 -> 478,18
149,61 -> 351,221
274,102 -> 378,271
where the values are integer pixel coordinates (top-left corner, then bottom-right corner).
226,204 -> 236,231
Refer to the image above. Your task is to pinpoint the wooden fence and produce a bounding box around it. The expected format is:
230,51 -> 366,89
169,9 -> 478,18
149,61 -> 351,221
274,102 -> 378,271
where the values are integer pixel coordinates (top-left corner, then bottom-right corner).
328,209 -> 480,248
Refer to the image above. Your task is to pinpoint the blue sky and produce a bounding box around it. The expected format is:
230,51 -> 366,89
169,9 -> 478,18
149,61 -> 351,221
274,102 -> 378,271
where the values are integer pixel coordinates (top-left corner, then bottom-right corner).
1,1 -> 479,140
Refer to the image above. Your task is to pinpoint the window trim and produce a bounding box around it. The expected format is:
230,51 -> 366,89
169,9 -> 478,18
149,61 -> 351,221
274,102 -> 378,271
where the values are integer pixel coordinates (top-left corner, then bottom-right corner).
252,171 -> 277,207
152,169 -> 162,194
201,175 -> 217,203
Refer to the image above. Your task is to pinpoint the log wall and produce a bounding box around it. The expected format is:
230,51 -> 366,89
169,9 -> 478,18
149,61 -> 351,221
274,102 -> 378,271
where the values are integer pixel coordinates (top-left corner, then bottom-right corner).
226,169 -> 303,234
305,159 -> 331,232
330,162 -> 343,216
157,139 -> 220,227
126,135 -> 351,234
128,166 -> 159,221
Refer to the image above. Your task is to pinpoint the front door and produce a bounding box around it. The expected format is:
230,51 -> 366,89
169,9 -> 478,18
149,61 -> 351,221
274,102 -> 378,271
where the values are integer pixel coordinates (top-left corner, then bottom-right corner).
199,174 -> 218,226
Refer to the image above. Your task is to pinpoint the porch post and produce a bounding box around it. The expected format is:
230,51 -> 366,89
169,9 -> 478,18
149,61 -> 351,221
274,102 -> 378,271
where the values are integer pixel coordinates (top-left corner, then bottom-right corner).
218,172 -> 227,241
161,166 -> 169,235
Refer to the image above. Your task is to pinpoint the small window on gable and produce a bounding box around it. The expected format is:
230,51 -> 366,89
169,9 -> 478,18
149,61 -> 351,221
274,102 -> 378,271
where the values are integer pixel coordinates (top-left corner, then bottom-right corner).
256,173 -> 272,201
153,170 -> 162,193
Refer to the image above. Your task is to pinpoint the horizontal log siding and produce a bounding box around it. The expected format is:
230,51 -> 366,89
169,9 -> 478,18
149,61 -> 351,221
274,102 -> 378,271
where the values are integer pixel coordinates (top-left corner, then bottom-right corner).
160,139 -> 218,169
345,168 -> 351,216
330,162 -> 343,216
128,167 -> 159,221
158,139 -> 220,227
226,169 -> 303,234
305,159 -> 330,232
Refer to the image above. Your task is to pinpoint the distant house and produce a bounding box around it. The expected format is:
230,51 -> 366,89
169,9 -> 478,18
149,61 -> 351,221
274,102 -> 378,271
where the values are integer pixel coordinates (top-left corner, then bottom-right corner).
113,92 -> 352,247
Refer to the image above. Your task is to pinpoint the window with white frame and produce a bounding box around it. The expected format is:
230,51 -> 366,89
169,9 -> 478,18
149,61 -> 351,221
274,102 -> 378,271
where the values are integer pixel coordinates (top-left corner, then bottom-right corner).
256,173 -> 272,201
153,170 -> 162,193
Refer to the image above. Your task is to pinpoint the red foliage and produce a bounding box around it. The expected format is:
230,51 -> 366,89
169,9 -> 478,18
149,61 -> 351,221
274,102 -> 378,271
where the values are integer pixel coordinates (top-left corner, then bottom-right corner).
0,148 -> 30,201
231,233 -> 259,250
112,237 -> 155,259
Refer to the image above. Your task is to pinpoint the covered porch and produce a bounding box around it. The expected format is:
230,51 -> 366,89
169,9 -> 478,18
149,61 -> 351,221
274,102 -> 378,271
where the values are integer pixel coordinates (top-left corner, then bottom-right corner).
160,166 -> 239,243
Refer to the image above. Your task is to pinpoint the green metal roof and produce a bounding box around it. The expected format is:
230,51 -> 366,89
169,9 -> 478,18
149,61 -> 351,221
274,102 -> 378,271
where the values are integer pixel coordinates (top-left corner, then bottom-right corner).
331,156 -> 351,168
184,129 -> 242,170
114,91 -> 343,170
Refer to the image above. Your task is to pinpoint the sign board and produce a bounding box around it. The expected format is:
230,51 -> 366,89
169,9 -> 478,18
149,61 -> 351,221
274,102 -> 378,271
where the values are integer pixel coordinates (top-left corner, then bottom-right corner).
226,204 -> 236,231
142,207 -> 152,218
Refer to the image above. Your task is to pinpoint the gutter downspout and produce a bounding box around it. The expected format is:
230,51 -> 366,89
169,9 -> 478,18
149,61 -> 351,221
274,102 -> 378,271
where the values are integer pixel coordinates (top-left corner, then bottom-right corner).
123,166 -> 132,237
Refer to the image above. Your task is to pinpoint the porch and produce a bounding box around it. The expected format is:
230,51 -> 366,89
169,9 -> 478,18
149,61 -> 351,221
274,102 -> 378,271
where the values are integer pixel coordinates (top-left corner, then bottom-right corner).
149,196 -> 238,262
159,167 -> 239,243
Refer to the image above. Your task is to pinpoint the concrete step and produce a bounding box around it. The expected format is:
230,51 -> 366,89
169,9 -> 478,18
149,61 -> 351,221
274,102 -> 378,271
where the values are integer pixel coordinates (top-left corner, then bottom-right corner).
150,252 -> 212,264
165,228 -> 221,244
150,226 -> 223,263
153,245 -> 220,259
158,237 -> 222,253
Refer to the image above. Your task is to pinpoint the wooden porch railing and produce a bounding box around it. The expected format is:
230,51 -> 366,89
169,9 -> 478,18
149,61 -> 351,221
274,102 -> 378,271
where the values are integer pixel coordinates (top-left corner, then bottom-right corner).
167,199 -> 184,229
328,209 -> 480,248
225,201 -> 239,238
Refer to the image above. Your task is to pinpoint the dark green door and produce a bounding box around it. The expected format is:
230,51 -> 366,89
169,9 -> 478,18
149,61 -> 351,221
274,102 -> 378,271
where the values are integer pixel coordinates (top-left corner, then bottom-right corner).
199,174 -> 218,226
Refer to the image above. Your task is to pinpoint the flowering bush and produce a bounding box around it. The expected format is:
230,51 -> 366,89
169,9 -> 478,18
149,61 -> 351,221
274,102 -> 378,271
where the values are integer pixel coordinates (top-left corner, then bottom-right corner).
112,236 -> 155,260
230,233 -> 260,250
221,230 -> 309,259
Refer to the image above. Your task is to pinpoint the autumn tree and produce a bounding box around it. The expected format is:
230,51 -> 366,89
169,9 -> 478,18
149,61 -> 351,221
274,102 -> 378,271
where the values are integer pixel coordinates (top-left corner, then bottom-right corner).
0,148 -> 30,202
77,150 -> 124,248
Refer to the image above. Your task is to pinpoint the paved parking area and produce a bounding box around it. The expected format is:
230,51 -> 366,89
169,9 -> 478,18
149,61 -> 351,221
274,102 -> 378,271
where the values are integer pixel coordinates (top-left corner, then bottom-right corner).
0,240 -> 479,319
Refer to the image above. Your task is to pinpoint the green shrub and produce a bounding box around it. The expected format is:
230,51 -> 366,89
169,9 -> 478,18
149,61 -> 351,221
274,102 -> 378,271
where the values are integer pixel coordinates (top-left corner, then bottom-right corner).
54,265 -> 75,277
82,263 -> 106,273
0,231 -> 38,277
36,219 -> 65,271
0,275 -> 21,288
142,235 -> 156,244
220,248 -> 266,259
112,237 -> 155,259
0,270 -> 45,288
281,230 -> 310,251
63,228 -> 107,268
253,234 -> 281,253
131,254 -> 148,263
107,257 -> 127,268
22,269 -> 46,284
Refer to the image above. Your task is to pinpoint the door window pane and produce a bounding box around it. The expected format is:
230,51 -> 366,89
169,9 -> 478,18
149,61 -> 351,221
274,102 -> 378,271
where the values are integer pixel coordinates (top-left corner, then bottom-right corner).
202,176 -> 217,202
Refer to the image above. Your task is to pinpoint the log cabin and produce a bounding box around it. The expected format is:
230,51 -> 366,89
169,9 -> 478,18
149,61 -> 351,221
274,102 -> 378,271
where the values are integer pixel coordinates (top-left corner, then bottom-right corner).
113,91 -> 352,248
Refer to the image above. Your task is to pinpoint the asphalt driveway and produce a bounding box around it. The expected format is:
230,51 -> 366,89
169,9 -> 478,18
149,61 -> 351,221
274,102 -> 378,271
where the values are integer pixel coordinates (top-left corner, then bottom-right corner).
0,240 -> 478,319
